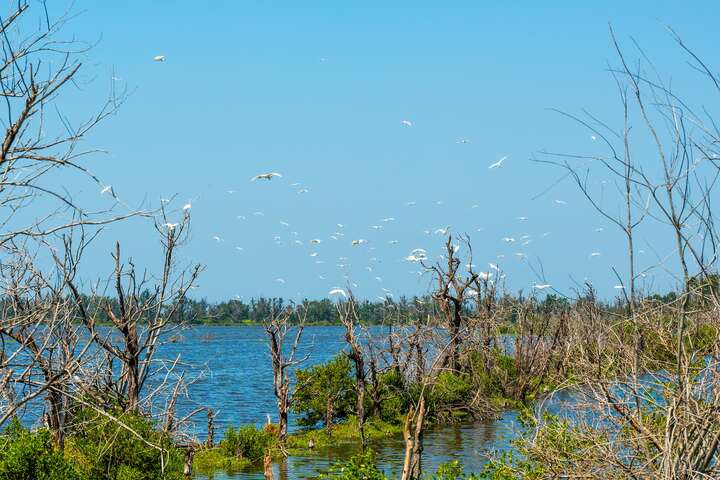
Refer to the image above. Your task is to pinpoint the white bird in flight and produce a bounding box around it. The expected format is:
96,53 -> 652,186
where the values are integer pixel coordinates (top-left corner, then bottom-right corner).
351,239 -> 367,246
329,288 -> 347,297
251,172 -> 282,181
488,156 -> 507,169
100,185 -> 113,195
533,284 -> 552,290
153,55 -> 165,62
400,120 -> 413,127
554,199 -> 567,205
310,239 -> 321,245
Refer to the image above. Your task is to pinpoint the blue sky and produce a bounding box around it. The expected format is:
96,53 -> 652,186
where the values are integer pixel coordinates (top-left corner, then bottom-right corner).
47,1 -> 719,301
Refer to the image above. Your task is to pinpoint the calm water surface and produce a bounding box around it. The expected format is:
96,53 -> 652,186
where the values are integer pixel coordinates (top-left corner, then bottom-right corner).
158,326 -> 526,479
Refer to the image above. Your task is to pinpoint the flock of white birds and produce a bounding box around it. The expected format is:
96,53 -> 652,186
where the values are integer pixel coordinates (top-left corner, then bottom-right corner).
134,54 -> 632,302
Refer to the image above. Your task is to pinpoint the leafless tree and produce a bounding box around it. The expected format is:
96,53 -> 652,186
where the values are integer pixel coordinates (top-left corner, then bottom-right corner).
263,300 -> 309,445
517,26 -> 720,479
337,291 -> 368,449
69,212 -> 201,412
424,234 -> 478,372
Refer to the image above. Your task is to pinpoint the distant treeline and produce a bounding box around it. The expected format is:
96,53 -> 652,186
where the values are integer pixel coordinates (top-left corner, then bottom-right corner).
177,296 -> 436,325
68,287 -> 687,326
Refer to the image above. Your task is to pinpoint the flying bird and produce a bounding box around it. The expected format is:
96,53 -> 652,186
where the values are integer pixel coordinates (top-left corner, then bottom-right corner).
153,55 -> 165,62
351,239 -> 367,246
251,172 -> 282,181
100,185 -> 113,195
329,288 -> 347,297
488,156 -> 507,169
400,120 -> 413,127
533,284 -> 552,290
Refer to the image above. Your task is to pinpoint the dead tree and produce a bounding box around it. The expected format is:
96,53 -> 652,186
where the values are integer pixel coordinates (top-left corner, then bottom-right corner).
337,292 -> 368,448
69,212 -> 201,412
263,300 -> 309,444
0,1 -> 131,434
425,234 -> 478,371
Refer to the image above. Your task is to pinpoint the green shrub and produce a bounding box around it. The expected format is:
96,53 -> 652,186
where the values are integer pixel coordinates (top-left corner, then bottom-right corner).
318,451 -> 387,480
0,418 -> 85,480
293,354 -> 355,427
424,371 -> 474,421
66,407 -> 183,480
432,460 -> 479,480
219,425 -> 273,462
369,369 -> 409,422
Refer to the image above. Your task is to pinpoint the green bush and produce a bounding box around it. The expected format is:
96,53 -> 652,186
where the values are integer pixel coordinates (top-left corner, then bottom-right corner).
65,407 -> 184,480
318,451 -> 387,480
366,369 -> 409,422
0,418 -> 85,480
219,425 -> 273,462
432,460 -> 479,480
293,354 -> 355,427
425,371 -> 474,421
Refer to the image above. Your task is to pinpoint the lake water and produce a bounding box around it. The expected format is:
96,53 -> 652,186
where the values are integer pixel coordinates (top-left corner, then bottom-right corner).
156,325 -> 528,479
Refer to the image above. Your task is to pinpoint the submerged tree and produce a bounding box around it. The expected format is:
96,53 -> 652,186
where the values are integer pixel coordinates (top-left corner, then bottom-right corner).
263,300 -> 309,445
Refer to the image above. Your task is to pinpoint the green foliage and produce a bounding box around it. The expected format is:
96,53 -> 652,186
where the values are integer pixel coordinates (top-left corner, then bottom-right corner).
0,418 -> 85,480
426,372 -> 474,421
293,354 -> 355,427
192,447 -> 252,474
219,425 -> 273,462
431,460 -> 480,480
369,369 -> 410,422
66,407 -> 183,480
318,451 -> 388,480
477,451 -> 543,480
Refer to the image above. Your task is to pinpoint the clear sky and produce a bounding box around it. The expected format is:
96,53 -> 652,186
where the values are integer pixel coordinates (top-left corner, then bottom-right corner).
47,1 -> 719,302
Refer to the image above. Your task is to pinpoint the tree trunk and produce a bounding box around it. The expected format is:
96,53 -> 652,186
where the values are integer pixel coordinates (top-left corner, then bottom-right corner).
325,397 -> 334,435
263,454 -> 274,480
400,395 -> 426,480
183,446 -> 195,477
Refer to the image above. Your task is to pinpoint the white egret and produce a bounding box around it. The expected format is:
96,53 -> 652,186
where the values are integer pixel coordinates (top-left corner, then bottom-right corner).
488,156 -> 507,169
251,172 -> 282,181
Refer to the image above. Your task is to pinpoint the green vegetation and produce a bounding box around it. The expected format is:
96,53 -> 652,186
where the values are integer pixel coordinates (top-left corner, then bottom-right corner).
0,411 -> 185,480
0,419 -> 85,480
292,354 -> 356,428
